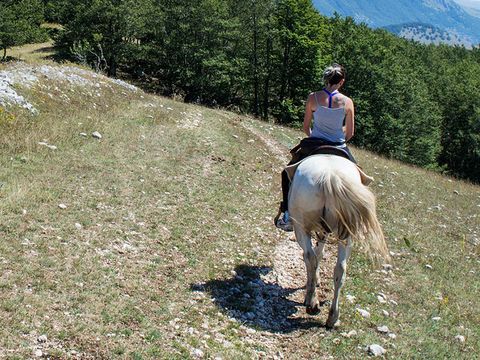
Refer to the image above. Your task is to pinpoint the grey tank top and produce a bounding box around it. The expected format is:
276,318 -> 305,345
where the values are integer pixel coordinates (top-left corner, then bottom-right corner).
310,92 -> 346,147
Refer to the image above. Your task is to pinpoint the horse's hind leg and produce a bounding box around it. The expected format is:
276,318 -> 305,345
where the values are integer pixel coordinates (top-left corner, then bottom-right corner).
314,233 -> 327,286
326,238 -> 352,329
295,227 -> 320,315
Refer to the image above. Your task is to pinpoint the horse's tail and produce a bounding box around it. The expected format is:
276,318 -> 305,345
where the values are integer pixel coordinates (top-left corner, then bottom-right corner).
320,170 -> 390,263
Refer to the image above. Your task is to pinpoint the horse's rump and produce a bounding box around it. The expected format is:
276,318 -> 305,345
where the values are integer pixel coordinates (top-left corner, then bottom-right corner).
289,155 -> 389,262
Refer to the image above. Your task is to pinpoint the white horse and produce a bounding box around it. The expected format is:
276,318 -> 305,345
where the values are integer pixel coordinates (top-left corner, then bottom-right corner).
287,154 -> 389,328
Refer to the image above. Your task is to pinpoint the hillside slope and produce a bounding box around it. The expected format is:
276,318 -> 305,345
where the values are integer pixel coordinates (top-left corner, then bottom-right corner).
0,60 -> 479,358
313,0 -> 480,46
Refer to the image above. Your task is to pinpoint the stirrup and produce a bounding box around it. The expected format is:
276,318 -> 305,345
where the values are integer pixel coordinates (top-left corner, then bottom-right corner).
275,211 -> 293,232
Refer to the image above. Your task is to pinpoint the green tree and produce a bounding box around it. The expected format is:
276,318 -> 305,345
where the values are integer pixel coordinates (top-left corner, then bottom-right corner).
57,0 -> 154,76
271,0 -> 331,123
0,0 -> 44,60
437,59 -> 480,181
229,0 -> 276,117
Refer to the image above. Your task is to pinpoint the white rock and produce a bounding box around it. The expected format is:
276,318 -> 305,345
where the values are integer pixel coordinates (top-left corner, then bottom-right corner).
455,335 -> 465,343
377,325 -> 389,333
432,317 -> 441,321
382,310 -> 390,317
191,348 -> 204,358
388,333 -> 397,339
345,330 -> 357,338
425,264 -> 433,269
92,131 -> 102,139
80,132 -> 87,137
382,264 -> 393,271
356,308 -> 371,318
377,295 -> 387,304
367,344 -> 386,357
346,294 -> 356,303
75,223 -> 82,229
58,203 -> 67,209
47,144 -> 57,150
34,349 -> 43,357
37,334 -> 48,343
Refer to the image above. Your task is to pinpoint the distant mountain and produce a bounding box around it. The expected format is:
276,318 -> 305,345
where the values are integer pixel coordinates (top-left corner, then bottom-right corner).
312,0 -> 480,47
385,22 -> 472,46
454,0 -> 480,17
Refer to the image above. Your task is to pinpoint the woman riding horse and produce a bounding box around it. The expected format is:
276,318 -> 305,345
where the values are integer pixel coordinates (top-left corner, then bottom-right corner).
276,64 -> 356,231
273,65 -> 389,326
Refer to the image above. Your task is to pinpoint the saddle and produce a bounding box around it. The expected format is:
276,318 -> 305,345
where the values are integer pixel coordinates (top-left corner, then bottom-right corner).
284,145 -> 374,185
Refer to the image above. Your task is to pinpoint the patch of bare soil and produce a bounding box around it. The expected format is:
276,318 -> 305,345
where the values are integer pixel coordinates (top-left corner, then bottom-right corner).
239,119 -> 288,165
178,110 -> 204,129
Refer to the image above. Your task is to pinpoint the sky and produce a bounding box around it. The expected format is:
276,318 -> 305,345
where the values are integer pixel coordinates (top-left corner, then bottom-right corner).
455,0 -> 480,7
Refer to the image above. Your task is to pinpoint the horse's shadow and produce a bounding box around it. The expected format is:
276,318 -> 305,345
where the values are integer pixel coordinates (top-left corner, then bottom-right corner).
191,265 -> 325,333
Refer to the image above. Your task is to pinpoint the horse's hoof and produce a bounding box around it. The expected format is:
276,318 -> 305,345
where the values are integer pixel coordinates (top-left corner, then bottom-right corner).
325,321 -> 336,330
326,315 -> 339,329
306,305 -> 320,315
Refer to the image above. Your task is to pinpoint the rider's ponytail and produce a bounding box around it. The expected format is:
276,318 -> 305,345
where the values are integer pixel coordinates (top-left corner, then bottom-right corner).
323,64 -> 345,85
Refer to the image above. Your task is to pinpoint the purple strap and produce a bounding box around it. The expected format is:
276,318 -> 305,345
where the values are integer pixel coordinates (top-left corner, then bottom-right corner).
322,88 -> 338,108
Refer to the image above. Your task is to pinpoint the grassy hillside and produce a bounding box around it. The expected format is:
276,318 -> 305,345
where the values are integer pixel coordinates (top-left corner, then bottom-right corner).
0,52 -> 479,358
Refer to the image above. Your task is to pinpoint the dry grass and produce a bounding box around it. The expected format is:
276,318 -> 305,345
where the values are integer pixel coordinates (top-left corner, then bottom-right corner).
5,41 -> 56,63
0,44 -> 479,359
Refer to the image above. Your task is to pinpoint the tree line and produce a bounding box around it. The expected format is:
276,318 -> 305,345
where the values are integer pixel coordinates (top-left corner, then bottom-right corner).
2,0 -> 480,183
0,0 -> 48,59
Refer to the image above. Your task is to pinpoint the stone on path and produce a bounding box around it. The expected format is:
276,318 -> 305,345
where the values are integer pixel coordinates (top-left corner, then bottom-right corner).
455,335 -> 465,343
191,348 -> 204,358
367,344 -> 386,357
377,295 -> 387,303
37,334 -> 47,343
377,325 -> 389,334
342,330 -> 357,338
356,308 -> 371,318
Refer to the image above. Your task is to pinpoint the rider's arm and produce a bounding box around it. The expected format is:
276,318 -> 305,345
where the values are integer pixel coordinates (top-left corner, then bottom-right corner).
344,97 -> 354,141
303,93 -> 314,137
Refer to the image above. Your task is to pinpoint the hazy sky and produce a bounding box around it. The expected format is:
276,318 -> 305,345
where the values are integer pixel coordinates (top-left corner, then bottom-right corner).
455,0 -> 480,6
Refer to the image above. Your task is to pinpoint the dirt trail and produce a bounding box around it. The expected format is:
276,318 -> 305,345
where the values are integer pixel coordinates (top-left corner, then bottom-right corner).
237,117 -> 338,331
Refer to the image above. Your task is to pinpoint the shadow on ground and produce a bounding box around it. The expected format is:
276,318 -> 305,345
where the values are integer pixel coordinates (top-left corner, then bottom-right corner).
33,46 -> 55,54
191,264 -> 328,333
